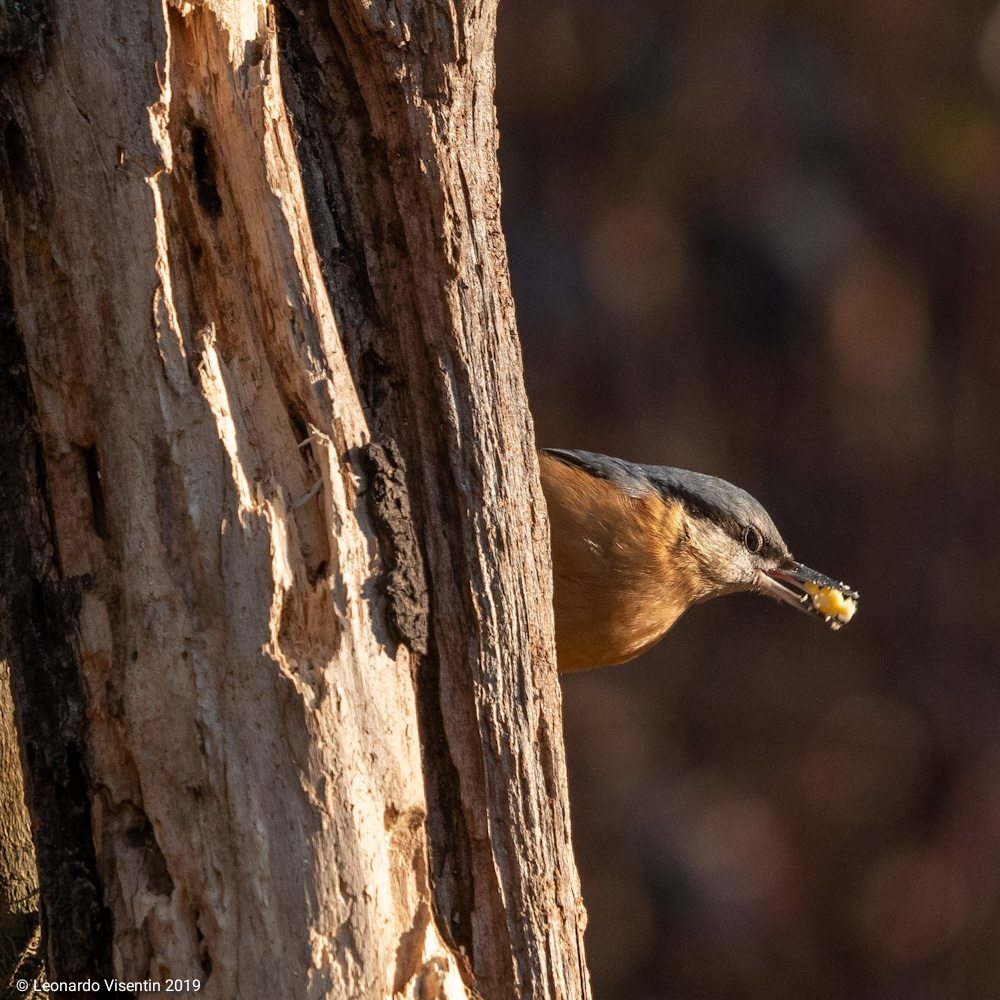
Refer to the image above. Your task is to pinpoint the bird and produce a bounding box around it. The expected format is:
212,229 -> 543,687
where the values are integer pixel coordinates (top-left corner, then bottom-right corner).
538,448 -> 858,672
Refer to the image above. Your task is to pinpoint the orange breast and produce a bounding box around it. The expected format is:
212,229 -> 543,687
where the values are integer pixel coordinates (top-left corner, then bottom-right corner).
539,452 -> 699,671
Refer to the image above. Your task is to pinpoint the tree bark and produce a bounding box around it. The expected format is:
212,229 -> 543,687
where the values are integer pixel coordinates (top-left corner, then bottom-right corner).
0,1 -> 589,998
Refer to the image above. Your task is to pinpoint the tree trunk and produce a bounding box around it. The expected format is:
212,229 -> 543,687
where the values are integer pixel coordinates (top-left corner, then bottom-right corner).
0,1 -> 589,999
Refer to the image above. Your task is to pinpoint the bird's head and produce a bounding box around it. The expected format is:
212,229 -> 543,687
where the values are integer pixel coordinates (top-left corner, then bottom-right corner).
646,465 -> 857,626
543,449 -> 858,629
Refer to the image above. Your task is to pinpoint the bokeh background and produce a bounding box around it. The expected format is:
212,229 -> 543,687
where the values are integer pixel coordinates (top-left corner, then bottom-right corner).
496,2 -> 1000,997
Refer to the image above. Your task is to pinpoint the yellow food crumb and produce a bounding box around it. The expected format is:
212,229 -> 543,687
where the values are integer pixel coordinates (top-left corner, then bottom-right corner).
804,582 -> 857,624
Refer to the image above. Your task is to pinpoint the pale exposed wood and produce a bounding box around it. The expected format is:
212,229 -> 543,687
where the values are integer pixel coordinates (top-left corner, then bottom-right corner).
0,659 -> 39,989
0,1 -> 589,998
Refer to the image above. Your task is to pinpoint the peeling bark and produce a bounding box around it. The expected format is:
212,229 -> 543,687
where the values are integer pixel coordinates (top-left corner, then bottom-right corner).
0,1 -> 588,998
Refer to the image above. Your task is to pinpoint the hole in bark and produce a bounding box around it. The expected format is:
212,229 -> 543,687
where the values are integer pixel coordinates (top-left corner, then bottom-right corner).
79,445 -> 107,538
288,408 -> 312,462
196,922 -> 213,977
125,815 -> 174,897
244,38 -> 263,67
191,126 -> 223,218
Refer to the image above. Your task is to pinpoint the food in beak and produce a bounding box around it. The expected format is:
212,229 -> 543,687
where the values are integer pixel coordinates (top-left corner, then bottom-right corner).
758,563 -> 859,630
802,581 -> 857,627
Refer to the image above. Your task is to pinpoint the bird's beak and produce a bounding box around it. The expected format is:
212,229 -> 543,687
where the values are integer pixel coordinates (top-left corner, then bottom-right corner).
757,562 -> 859,630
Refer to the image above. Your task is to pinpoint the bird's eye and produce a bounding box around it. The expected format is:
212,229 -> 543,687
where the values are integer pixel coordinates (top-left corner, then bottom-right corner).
744,526 -> 762,554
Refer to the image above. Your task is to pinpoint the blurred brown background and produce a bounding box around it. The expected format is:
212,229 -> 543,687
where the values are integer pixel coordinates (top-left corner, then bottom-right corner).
496,2 -> 1000,997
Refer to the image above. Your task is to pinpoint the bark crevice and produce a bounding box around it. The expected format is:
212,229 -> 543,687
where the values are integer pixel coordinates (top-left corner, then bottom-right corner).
0,249 -> 114,983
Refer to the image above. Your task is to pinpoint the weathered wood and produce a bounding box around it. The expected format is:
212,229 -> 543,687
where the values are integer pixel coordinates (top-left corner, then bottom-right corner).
0,239 -> 109,988
275,4 -> 590,996
0,1 -> 589,997
0,661 -> 41,990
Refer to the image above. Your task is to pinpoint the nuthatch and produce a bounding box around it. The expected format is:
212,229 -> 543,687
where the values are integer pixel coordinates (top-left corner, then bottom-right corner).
539,448 -> 859,672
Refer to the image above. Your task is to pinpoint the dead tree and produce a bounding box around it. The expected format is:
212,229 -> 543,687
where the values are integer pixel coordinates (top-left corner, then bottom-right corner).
0,1 -> 590,997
